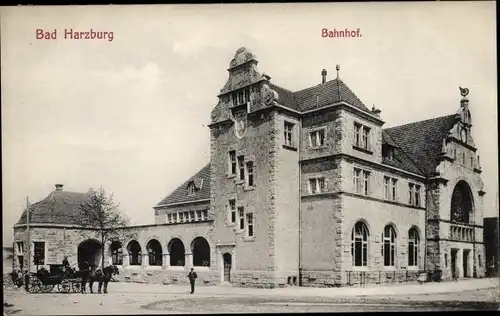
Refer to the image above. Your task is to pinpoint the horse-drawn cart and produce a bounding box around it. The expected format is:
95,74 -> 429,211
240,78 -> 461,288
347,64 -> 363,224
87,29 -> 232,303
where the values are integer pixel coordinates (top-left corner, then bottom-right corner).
27,265 -> 81,294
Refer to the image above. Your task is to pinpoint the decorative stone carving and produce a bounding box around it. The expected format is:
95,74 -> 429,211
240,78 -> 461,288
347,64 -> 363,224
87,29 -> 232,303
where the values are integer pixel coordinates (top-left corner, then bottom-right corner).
232,110 -> 247,139
262,84 -> 279,106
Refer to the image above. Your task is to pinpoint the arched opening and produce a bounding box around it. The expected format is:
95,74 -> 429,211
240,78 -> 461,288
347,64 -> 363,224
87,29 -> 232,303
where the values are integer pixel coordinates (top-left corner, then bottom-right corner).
127,240 -> 142,266
191,237 -> 210,267
351,221 -> 369,267
408,227 -> 420,267
146,239 -> 162,266
223,253 -> 232,282
109,241 -> 123,266
451,181 -> 474,224
168,238 -> 185,266
382,225 -> 397,267
78,239 -> 102,270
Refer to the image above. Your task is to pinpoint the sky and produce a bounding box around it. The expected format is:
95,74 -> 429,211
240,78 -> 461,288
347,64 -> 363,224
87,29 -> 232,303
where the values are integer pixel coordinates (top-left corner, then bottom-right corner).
1,2 -> 497,246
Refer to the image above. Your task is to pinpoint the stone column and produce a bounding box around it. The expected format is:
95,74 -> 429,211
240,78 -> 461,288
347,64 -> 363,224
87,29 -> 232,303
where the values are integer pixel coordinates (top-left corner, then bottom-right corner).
217,250 -> 223,283
142,253 -> 149,268
457,250 -> 463,278
122,253 -> 130,267
162,253 -> 170,269
185,252 -> 193,269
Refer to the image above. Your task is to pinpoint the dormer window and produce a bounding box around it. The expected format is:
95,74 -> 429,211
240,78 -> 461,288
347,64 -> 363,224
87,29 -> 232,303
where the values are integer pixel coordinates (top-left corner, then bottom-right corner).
187,183 -> 195,196
382,145 -> 395,160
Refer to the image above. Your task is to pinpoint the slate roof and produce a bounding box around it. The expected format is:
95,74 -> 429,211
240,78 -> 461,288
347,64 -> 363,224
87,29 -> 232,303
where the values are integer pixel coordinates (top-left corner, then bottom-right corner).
383,114 -> 459,177
155,163 -> 211,207
16,190 -> 88,225
267,79 -> 372,114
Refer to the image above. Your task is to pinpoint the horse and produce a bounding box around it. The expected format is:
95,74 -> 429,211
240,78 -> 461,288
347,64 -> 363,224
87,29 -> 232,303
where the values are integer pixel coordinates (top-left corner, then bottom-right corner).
80,265 -> 119,294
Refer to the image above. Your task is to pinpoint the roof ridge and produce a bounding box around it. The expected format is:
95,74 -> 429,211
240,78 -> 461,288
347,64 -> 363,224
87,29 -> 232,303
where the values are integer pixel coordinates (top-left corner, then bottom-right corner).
384,114 -> 457,131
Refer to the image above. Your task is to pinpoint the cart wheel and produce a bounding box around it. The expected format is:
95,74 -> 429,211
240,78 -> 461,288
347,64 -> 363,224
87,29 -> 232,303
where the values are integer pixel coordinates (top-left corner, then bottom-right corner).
41,284 -> 55,293
60,280 -> 71,293
28,277 -> 42,294
71,281 -> 81,293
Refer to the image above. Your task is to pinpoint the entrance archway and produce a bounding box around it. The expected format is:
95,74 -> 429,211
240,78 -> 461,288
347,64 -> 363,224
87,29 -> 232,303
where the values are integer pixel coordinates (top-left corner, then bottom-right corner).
450,181 -> 474,224
223,253 -> 232,282
78,239 -> 102,270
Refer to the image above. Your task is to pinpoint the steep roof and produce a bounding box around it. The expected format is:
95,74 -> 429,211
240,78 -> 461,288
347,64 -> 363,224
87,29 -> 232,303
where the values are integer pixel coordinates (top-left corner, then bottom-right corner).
155,163 -> 211,207
293,79 -> 371,113
268,79 -> 372,114
16,190 -> 88,226
384,114 -> 459,177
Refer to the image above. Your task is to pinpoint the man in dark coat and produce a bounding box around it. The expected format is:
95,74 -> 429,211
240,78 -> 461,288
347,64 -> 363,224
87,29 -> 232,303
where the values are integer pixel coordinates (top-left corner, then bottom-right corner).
62,256 -> 70,273
187,268 -> 197,294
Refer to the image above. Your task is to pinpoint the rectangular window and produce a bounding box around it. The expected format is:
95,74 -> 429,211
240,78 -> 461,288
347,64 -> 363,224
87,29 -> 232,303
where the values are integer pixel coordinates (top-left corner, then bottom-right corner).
33,242 -> 45,265
166,213 -> 171,223
309,178 -> 317,194
353,168 -> 362,193
189,211 -> 195,222
309,177 -> 326,194
409,183 -> 414,205
229,150 -> 236,174
362,170 -> 370,195
246,213 -> 254,237
238,207 -> 245,230
229,199 -> 236,223
246,161 -> 254,187
232,88 -> 250,106
354,123 -> 361,147
16,242 -> 24,254
201,210 -> 207,221
309,129 -> 325,147
384,176 -> 390,200
391,179 -> 397,202
284,122 -> 294,147
362,126 -> 370,150
415,185 -> 421,207
179,212 -> 185,223
238,156 -> 245,181
470,156 -> 474,168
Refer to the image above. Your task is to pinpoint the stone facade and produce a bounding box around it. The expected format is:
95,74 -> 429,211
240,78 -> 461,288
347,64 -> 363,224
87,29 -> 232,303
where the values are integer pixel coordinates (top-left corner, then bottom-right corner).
13,47 -> 488,288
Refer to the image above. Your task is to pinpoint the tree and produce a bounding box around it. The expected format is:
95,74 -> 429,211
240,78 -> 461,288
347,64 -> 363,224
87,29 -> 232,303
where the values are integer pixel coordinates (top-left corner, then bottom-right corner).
72,187 -> 133,269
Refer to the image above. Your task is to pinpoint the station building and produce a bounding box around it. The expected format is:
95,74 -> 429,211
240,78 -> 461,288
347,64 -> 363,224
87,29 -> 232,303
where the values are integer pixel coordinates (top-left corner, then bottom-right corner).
13,47 -> 487,287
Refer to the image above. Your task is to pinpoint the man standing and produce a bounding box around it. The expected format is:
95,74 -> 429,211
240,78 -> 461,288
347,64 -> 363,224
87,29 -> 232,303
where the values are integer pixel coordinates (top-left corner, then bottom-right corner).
62,256 -> 70,273
187,268 -> 197,294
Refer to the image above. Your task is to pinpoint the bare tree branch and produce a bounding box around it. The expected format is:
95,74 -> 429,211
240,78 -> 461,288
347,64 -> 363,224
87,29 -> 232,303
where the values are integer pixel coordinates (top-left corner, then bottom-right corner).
71,187 -> 135,268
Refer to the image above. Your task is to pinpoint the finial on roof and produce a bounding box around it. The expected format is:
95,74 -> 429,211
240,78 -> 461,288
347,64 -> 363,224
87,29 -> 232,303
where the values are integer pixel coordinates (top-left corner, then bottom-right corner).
459,86 -> 470,108
336,64 -> 340,79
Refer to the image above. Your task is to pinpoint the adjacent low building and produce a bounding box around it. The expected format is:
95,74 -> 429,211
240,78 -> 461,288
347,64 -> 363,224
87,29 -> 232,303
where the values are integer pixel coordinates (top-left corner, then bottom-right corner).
13,47 -> 488,288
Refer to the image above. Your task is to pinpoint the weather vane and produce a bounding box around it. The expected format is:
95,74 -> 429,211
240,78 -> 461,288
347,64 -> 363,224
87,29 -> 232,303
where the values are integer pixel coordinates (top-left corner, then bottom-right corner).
459,86 -> 469,97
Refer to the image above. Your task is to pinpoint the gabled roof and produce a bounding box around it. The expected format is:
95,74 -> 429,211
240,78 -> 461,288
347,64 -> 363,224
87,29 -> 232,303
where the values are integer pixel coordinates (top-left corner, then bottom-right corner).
16,190 -> 88,225
384,114 -> 459,177
155,163 -> 211,207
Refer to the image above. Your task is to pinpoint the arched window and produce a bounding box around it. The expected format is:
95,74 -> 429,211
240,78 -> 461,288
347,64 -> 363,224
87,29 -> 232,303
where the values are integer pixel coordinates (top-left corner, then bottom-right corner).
408,228 -> 419,267
168,238 -> 185,266
351,221 -> 369,267
110,241 -> 123,265
191,237 -> 210,267
127,240 -> 142,266
451,181 -> 473,224
382,225 -> 397,267
146,239 -> 162,266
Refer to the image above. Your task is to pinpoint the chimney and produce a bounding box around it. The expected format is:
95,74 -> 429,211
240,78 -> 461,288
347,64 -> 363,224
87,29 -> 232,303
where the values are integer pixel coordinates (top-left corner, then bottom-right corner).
321,69 -> 327,84
55,184 -> 63,191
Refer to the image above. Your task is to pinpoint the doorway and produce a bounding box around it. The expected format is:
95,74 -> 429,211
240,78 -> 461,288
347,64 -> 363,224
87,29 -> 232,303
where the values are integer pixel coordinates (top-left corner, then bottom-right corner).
223,253 -> 232,282
451,249 -> 458,279
78,239 -> 102,270
463,249 -> 470,278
